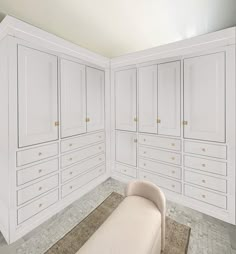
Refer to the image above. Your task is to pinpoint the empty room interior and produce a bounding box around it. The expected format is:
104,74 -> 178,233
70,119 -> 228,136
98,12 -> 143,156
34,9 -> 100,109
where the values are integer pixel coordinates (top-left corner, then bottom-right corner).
0,0 -> 236,253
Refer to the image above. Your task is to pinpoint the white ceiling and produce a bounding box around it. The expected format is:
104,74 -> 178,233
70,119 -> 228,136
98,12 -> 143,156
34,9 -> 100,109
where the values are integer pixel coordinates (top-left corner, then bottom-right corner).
0,0 -> 235,58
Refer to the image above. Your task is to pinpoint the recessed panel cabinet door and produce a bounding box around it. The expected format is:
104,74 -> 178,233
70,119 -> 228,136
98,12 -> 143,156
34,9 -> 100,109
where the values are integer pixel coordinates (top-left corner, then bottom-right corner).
61,59 -> 86,138
115,69 -> 137,131
18,45 -> 58,147
158,61 -> 181,136
138,65 -> 157,134
116,131 -> 137,166
184,52 -> 225,142
86,67 -> 105,132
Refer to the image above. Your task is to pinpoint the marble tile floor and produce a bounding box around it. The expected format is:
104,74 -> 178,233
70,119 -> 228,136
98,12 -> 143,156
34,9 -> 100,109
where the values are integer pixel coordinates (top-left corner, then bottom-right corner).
0,178 -> 235,254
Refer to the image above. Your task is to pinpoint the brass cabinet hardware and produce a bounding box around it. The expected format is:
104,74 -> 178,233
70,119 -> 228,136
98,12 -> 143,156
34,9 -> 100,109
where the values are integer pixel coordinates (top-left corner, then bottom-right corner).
134,138 -> 138,143
183,121 -> 188,125
202,163 -> 206,167
134,117 -> 138,122
39,203 -> 43,208
202,179 -> 206,183
202,194 -> 206,198
38,186 -> 42,191
171,143 -> 175,147
38,152 -> 42,156
38,169 -> 42,173
202,148 -> 206,152
54,121 -> 59,126
85,117 -> 90,122
157,118 -> 161,124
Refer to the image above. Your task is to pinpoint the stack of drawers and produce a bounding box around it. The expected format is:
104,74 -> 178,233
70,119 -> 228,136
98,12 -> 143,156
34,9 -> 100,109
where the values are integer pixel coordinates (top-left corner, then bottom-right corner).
15,131 -> 106,226
138,134 -> 182,194
16,143 -> 60,225
183,140 -> 227,209
60,132 -> 106,198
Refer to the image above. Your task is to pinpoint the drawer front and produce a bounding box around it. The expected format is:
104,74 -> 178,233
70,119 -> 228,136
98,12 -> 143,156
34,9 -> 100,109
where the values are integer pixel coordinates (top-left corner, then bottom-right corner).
17,159 -> 59,186
184,184 -> 227,209
185,170 -> 227,193
61,132 -> 105,153
62,165 -> 105,198
184,155 -> 227,176
17,189 -> 59,224
17,143 -> 58,166
139,158 -> 181,180
184,141 -> 226,159
61,153 -> 105,183
61,143 -> 105,168
139,146 -> 181,165
116,164 -> 137,178
139,134 -> 181,151
17,174 -> 59,205
140,170 -> 182,194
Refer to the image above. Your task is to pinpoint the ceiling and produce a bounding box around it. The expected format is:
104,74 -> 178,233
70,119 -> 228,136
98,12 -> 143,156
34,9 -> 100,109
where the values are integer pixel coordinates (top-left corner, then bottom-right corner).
0,0 -> 235,58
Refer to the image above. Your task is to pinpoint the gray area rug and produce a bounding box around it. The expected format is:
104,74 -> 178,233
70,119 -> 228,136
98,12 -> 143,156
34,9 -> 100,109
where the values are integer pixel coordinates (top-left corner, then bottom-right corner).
45,192 -> 191,254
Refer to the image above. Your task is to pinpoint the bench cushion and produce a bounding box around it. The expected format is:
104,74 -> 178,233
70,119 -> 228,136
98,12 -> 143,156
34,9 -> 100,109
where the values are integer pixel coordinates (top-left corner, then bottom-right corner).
77,195 -> 162,254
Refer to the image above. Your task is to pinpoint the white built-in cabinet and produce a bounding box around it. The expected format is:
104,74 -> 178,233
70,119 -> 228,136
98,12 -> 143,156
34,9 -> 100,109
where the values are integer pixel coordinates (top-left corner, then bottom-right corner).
60,59 -> 86,138
61,61 -> 105,138
115,69 -> 137,131
183,53 -> 225,142
18,45 -> 58,147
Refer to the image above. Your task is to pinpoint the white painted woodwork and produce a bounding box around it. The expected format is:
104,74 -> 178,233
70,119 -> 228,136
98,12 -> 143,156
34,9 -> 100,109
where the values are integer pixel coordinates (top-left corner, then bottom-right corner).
115,69 -> 137,131
115,131 -> 137,166
183,53 -> 225,142
18,45 -> 58,147
158,61 -> 181,136
86,67 -> 105,132
184,184 -> 227,209
138,65 -> 157,133
61,59 -> 86,138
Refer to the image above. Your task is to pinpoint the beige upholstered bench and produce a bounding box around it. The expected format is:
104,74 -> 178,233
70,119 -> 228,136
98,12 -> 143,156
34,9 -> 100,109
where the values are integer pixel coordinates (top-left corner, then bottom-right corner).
77,180 -> 166,254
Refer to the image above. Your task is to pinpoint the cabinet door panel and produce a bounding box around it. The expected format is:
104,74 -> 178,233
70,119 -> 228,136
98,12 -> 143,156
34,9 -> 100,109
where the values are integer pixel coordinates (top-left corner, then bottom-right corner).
61,59 -> 86,138
158,61 -> 181,136
86,67 -> 105,132
116,131 -> 137,167
138,65 -> 157,133
184,53 -> 225,142
115,69 -> 137,131
18,45 -> 58,147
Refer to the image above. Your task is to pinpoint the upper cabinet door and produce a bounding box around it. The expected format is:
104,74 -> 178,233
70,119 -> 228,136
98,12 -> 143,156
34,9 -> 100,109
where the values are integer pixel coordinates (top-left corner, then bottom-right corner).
138,65 -> 157,134
115,69 -> 137,132
18,45 -> 58,147
158,61 -> 181,137
61,59 -> 86,138
184,52 -> 225,142
86,67 -> 105,132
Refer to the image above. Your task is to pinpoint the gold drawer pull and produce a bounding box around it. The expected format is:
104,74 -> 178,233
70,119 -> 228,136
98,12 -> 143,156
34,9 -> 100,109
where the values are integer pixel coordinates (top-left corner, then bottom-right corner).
54,121 -> 59,126
157,119 -> 161,124
39,203 -> 43,208
202,148 -> 206,152
38,152 -> 42,156
134,139 -> 138,143
38,186 -> 42,191
143,151 -> 147,154
202,163 -> 206,167
38,169 -> 42,173
69,143 -> 73,147
171,184 -> 175,188
202,179 -> 206,183
183,121 -> 188,125
143,175 -> 147,178
134,117 -> 138,122
171,157 -> 175,160
70,186 -> 73,189
171,143 -> 175,147
85,118 -> 90,122
143,163 -> 146,166
99,158 -> 102,161
99,136 -> 102,138
202,194 -> 206,198
143,139 -> 146,142
69,172 -> 73,175
69,158 -> 73,161
98,146 -> 102,150
171,170 -> 175,174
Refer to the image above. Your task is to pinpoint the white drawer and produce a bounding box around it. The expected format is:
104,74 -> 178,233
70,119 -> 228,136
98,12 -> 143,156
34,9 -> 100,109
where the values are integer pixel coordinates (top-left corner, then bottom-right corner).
62,165 -> 105,198
184,184 -> 227,209
61,154 -> 105,183
139,146 -> 181,165
184,170 -> 227,193
17,159 -> 59,186
17,189 -> 59,224
139,158 -> 181,180
61,143 -> 105,168
116,164 -> 137,178
140,170 -> 182,194
61,132 -> 105,153
17,174 -> 59,206
184,155 -> 227,176
17,143 -> 58,166
184,141 -> 227,159
139,134 -> 181,151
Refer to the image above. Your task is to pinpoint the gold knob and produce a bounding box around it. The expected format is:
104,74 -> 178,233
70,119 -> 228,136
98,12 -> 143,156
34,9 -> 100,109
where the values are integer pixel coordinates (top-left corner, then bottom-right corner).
99,158 -> 102,161
171,157 -> 175,160
143,151 -> 146,154
202,148 -> 206,152
38,152 -> 42,156
143,163 -> 146,166
39,203 -> 43,208
202,194 -> 206,198
171,143 -> 175,147
69,158 -> 73,161
86,118 -> 90,122
183,121 -> 188,125
143,139 -> 146,142
134,139 -> 138,143
38,169 -> 42,173
124,169 -> 127,172
172,184 -> 175,188
69,143 -> 73,147
134,117 -> 138,122
202,163 -> 206,167
69,172 -> 73,175
99,146 -> 102,150
143,175 -> 147,178
70,186 -> 73,189
54,121 -> 59,126
171,170 -> 175,174
202,179 -> 206,183
157,119 -> 161,124
38,187 -> 42,191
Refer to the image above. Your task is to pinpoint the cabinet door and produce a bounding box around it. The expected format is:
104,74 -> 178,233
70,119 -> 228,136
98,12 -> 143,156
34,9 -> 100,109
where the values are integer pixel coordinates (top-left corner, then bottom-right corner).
184,52 -> 225,142
115,69 -> 137,131
158,61 -> 181,136
86,67 -> 105,132
138,65 -> 157,134
18,45 -> 58,147
116,131 -> 137,166
61,59 -> 86,138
